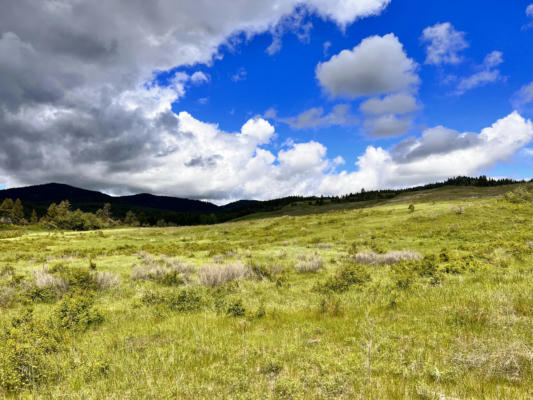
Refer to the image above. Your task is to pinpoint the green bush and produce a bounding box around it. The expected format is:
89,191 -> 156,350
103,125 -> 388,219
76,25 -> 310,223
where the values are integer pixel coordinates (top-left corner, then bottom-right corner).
141,288 -> 204,312
60,268 -> 98,292
226,299 -> 246,317
0,309 -> 60,392
53,291 -> 103,331
157,270 -> 184,286
26,286 -> 57,303
504,186 -> 533,203
315,263 -> 370,293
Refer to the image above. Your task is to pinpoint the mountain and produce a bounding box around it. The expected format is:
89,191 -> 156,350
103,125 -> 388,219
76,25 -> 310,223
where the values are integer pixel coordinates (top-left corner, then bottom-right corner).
0,183 -> 218,214
0,176 -> 527,226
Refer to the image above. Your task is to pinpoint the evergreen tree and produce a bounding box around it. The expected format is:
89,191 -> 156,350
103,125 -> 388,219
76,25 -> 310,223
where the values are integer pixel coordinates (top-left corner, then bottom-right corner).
0,198 -> 14,211
124,211 -> 140,226
47,203 -> 58,219
11,199 -> 24,223
30,209 -> 38,224
96,203 -> 112,220
56,200 -> 71,217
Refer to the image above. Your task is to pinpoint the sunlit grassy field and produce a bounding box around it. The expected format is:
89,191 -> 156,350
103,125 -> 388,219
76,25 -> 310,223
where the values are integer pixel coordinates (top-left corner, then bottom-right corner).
1,187 -> 532,399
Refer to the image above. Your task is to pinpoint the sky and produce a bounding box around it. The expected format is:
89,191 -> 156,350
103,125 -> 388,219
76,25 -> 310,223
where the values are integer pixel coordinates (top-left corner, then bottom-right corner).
1,0 -> 533,203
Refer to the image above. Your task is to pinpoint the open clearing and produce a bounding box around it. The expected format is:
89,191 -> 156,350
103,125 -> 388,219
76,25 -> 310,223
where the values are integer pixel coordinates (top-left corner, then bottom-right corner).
1,187 -> 532,399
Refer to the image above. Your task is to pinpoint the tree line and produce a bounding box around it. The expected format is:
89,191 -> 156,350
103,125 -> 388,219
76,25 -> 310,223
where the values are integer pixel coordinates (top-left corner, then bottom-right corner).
0,176 -> 529,230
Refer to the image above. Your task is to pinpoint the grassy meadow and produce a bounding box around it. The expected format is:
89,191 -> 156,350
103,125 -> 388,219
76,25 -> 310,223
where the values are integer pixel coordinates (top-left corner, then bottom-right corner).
1,186 -> 532,399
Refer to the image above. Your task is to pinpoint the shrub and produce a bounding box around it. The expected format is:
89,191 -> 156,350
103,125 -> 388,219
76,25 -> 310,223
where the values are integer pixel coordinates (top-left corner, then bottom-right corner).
53,291 -> 103,331
0,286 -> 16,308
504,185 -> 533,203
140,288 -> 204,312
26,286 -> 57,303
273,377 -> 301,400
319,295 -> 344,317
34,270 -> 69,295
260,357 -> 282,375
452,339 -> 533,382
316,264 -> 370,293
131,258 -> 194,285
250,263 -> 273,281
490,248 -> 512,268
61,268 -> 98,292
226,299 -> 246,317
354,250 -> 421,266
294,255 -> 324,273
92,271 -> 121,290
0,309 -> 60,392
198,263 -> 250,287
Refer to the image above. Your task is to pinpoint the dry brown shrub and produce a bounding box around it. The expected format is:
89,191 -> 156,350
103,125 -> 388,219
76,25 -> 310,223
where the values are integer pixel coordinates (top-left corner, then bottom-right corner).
198,263 -> 250,287
294,255 -> 324,273
92,271 -> 121,290
452,339 -> 533,382
354,250 -> 421,266
33,270 -> 69,294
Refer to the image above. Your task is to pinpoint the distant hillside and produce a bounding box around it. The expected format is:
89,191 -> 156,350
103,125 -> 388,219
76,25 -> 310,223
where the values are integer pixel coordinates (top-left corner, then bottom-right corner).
0,183 -> 217,220
0,176 -> 529,226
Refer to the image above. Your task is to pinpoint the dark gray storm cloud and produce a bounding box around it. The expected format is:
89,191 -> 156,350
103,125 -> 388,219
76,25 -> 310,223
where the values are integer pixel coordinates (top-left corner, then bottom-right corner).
0,0 -> 392,199
391,126 -> 482,163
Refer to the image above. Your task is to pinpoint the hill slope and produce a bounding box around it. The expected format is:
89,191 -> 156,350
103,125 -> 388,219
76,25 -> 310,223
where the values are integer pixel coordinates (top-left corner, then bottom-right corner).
0,183 -> 218,214
0,190 -> 532,398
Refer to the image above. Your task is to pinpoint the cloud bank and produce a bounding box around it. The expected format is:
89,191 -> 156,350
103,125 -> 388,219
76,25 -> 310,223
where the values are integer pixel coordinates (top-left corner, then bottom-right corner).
0,1 -> 531,203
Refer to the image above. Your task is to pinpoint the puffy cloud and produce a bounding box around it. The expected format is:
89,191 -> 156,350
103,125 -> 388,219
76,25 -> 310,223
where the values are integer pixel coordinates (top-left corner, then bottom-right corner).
278,104 -> 358,129
319,112 -> 533,194
0,0 -> 391,198
359,92 -> 419,138
421,22 -> 469,65
316,34 -> 419,98
455,51 -> 504,95
306,0 -> 391,27
360,93 -> 419,115
1,104 -> 532,202
1,1 -> 531,202
363,114 -> 413,137
527,4 -> 533,17
390,126 -> 481,163
278,142 -> 328,174
240,117 -> 275,144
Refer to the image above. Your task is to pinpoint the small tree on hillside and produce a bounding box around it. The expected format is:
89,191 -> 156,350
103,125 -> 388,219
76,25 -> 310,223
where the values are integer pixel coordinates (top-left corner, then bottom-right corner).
30,210 -> 39,224
47,203 -> 58,220
12,199 -> 24,223
0,198 -> 13,211
124,211 -> 140,227
96,203 -> 112,221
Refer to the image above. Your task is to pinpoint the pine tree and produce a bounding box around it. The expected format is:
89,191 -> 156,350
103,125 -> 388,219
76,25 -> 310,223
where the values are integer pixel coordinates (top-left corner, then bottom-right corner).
124,210 -> 139,226
0,198 -> 14,211
96,203 -> 112,220
11,199 -> 24,224
30,210 -> 38,224
47,203 -> 58,219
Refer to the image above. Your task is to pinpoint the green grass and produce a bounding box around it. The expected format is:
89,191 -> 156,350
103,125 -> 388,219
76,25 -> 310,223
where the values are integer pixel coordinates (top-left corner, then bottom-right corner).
1,186 -> 532,399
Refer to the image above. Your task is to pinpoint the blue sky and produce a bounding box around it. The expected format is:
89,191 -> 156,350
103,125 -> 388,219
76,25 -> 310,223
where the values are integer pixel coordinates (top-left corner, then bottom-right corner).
1,1 -> 533,201
168,0 -> 533,181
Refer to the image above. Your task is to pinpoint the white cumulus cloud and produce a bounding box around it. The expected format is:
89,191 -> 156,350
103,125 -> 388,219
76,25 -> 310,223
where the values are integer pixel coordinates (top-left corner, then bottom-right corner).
316,33 -> 419,98
421,22 -> 469,65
